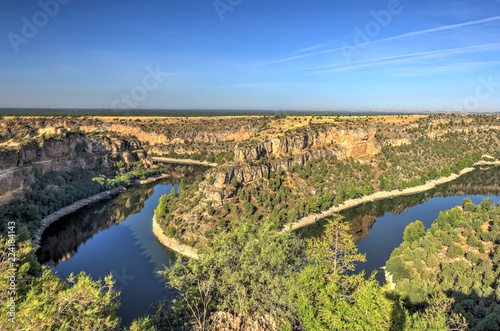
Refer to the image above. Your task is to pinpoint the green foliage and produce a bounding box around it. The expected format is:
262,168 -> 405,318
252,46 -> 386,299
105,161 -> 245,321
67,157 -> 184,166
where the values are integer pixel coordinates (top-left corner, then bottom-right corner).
297,215 -> 393,330
386,256 -> 411,281
403,220 -> 425,244
0,169 -> 103,236
480,198 -> 492,212
445,244 -> 464,259
0,238 -> 121,330
405,293 -> 467,330
162,220 -> 305,329
462,198 -> 475,212
166,226 -> 176,238
387,199 -> 500,329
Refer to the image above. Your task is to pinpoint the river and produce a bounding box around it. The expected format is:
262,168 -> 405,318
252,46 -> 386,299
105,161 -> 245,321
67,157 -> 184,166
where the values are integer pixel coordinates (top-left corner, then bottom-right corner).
37,165 -> 500,324
36,179 -> 180,326
298,165 -> 500,283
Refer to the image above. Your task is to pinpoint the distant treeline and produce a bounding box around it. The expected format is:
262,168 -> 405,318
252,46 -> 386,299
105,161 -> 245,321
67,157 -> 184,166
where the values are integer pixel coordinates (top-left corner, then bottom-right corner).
0,108 -> 421,117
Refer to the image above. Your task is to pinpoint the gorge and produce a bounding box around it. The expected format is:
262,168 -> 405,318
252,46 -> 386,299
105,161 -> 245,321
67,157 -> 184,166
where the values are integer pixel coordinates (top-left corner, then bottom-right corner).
2,113 -> 500,329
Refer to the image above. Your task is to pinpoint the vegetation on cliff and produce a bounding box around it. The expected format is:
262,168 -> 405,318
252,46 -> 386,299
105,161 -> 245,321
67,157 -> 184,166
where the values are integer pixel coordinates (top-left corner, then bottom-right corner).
0,213 -> 473,330
0,236 -> 123,330
1,113 -> 500,330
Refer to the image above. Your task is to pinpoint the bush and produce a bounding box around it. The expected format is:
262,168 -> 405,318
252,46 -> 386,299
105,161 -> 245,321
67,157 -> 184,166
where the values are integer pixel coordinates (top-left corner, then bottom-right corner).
166,226 -> 176,238
386,256 -> 412,281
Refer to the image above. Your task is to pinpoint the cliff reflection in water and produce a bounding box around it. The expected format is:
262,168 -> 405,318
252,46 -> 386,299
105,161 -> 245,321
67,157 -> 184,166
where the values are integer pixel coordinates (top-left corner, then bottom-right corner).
37,164 -> 206,265
299,166 -> 500,242
37,182 -> 155,264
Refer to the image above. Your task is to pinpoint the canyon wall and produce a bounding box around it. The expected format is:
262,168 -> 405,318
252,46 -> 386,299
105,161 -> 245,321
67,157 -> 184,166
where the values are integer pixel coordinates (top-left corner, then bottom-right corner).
234,127 -> 379,163
204,128 -> 381,205
0,133 -> 145,205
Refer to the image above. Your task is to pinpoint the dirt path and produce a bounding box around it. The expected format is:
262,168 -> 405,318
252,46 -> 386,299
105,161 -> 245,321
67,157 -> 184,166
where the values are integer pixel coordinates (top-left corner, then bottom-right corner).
152,157 -> 217,167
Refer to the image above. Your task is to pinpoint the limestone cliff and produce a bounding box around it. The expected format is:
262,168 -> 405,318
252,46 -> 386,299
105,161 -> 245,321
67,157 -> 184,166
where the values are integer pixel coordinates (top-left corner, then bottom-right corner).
234,127 -> 379,163
0,132 -> 147,205
204,128 -> 380,205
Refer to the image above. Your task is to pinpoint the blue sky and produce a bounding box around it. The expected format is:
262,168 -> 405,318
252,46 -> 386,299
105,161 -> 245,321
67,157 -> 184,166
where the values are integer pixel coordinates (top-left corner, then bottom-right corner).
0,0 -> 499,112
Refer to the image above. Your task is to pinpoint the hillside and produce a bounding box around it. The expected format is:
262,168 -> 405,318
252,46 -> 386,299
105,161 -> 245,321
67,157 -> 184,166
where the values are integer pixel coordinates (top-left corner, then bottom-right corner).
152,114 -> 500,249
386,199 -> 500,329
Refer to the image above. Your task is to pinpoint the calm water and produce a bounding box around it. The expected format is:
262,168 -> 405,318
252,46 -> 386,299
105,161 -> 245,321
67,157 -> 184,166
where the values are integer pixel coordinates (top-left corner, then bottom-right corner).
298,166 -> 500,284
37,166 -> 500,325
37,180 -> 179,326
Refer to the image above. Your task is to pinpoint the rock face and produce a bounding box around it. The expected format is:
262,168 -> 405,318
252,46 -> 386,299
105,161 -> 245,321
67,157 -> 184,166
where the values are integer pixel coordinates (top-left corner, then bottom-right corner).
205,128 -> 380,205
208,311 -> 279,331
0,133 -> 145,205
80,123 -> 259,146
234,128 -> 379,163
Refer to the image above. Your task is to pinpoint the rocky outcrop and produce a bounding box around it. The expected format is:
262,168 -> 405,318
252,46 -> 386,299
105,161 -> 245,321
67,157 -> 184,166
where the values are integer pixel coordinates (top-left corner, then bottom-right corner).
203,128 -> 380,205
234,127 -> 379,163
0,133 -> 146,205
79,123 -> 258,146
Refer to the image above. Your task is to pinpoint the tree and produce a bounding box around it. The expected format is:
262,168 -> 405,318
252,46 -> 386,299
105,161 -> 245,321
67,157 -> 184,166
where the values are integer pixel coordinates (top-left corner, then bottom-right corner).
480,198 -> 492,212
428,167 -> 439,179
461,198 -> 475,212
162,220 -> 305,329
403,220 -> 425,244
405,293 -> 467,330
441,166 -> 451,177
0,238 -> 121,331
179,178 -> 187,192
297,215 -> 393,330
348,185 -> 357,199
364,183 -> 374,195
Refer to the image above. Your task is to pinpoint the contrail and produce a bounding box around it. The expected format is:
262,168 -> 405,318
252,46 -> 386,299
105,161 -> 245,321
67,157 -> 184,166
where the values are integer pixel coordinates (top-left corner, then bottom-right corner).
316,43 -> 500,73
246,16 -> 500,68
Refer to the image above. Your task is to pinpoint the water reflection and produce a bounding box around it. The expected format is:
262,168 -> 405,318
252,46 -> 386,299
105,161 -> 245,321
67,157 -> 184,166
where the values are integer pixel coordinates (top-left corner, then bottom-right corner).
36,164 -> 207,326
37,164 -> 206,265
299,166 -> 500,241
297,166 -> 500,283
37,183 -> 155,264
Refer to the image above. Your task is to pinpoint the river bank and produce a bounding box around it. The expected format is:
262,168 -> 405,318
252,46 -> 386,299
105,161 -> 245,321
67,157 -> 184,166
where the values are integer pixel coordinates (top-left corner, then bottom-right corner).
152,217 -> 200,259
286,160 -> 500,232
32,173 -> 171,247
152,161 -> 500,258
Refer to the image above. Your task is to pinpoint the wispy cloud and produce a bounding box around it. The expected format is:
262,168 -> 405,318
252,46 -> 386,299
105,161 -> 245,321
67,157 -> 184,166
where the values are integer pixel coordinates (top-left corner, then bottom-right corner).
366,15 -> 500,45
232,82 -> 322,89
263,43 -> 500,75
315,43 -> 500,73
245,15 -> 500,68
291,39 -> 335,54
393,61 -> 500,77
